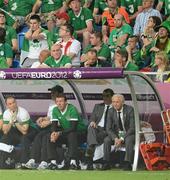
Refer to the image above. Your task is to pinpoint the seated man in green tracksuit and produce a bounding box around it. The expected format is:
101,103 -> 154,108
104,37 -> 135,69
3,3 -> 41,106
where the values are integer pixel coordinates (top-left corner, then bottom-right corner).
46,93 -> 87,170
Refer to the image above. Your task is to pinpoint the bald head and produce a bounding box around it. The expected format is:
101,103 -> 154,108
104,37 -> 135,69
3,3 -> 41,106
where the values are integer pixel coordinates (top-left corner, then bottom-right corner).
114,14 -> 124,28
39,49 -> 50,63
51,44 -> 62,60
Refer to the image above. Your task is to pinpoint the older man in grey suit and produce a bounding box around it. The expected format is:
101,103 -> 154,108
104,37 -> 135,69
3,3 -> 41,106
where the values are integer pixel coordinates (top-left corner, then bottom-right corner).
85,88 -> 114,170
102,94 -> 135,170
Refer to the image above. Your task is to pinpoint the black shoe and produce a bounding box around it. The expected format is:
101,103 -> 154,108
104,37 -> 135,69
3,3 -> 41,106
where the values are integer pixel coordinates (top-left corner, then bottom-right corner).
100,163 -> 111,170
85,146 -> 95,157
86,163 -> 93,170
70,163 -> 81,170
122,161 -> 132,171
48,163 -> 58,170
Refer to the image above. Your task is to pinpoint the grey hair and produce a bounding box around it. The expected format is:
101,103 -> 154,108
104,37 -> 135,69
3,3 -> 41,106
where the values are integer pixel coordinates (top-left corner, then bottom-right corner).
112,94 -> 125,103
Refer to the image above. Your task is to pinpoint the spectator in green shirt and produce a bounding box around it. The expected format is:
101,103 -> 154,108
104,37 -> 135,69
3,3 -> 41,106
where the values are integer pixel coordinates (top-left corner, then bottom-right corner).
113,48 -> 139,71
81,31 -> 111,63
156,0 -> 170,18
150,20 -> 170,66
81,48 -> 111,67
0,11 -> 18,52
41,44 -> 72,68
108,14 -> 132,53
0,27 -> 13,68
126,35 -> 144,69
67,0 -> 93,49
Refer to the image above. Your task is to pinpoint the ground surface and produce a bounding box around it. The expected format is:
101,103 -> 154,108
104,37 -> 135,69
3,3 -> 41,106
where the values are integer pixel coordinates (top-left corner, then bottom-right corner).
0,170 -> 170,180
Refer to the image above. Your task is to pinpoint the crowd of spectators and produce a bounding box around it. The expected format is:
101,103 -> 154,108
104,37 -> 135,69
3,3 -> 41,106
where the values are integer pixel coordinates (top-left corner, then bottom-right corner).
0,0 -> 169,77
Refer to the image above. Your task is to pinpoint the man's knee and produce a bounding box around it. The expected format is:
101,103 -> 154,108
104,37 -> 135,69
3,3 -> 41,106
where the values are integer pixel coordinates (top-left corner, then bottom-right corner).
68,132 -> 77,141
20,135 -> 30,144
87,126 -> 95,133
125,135 -> 135,146
104,136 -> 112,145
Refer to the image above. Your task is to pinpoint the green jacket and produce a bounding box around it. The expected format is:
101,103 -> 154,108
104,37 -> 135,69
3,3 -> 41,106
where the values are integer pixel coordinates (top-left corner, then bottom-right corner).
125,61 -> 139,71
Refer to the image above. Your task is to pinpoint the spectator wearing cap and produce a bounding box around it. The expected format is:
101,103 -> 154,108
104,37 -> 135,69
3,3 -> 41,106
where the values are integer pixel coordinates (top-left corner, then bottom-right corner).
40,44 -> 72,68
55,12 -> 70,22
67,0 -> 93,49
21,14 -> 52,68
56,24 -> 81,67
133,0 -> 162,36
113,48 -> 139,71
24,85 -> 64,170
149,20 -> 170,66
50,12 -> 71,44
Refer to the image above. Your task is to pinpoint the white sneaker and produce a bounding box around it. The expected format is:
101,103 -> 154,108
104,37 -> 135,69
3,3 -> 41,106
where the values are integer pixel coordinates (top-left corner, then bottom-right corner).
15,163 -> 22,169
25,159 -> 36,169
58,160 -> 64,169
37,161 -> 48,170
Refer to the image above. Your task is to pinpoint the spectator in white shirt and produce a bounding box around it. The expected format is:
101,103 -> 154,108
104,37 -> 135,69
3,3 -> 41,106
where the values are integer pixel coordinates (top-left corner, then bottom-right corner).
133,0 -> 162,36
56,24 -> 81,67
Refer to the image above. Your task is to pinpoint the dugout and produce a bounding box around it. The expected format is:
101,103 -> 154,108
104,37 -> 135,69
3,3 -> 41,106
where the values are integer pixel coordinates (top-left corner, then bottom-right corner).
0,68 -> 164,171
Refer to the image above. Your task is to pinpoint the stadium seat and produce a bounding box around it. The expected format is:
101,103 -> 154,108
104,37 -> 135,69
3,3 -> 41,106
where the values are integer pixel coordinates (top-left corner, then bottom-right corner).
17,33 -> 25,52
140,110 -> 170,170
17,25 -> 28,52
12,59 -> 20,68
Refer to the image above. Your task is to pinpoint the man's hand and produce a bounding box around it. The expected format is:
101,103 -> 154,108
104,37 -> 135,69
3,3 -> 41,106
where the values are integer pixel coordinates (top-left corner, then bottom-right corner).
36,117 -> 44,127
50,132 -> 60,143
103,35 -> 108,44
150,47 -> 160,53
126,46 -> 132,54
90,121 -> 97,128
114,137 -> 123,148
32,29 -> 40,38
94,15 -> 101,24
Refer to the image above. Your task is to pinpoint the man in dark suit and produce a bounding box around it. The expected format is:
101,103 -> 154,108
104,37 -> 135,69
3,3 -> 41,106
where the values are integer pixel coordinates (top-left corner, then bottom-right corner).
102,94 -> 135,170
85,88 -> 114,170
